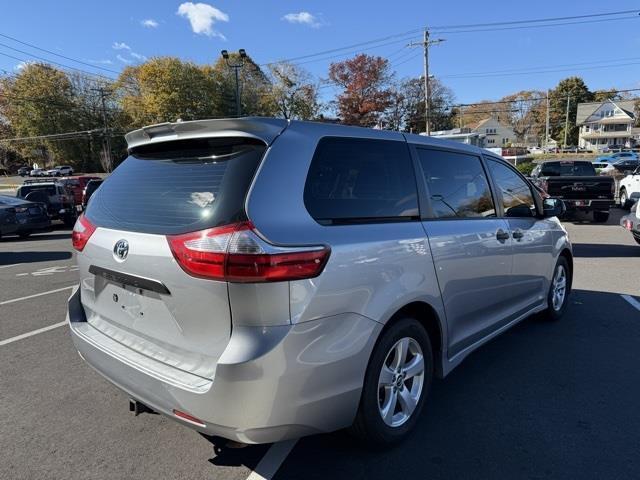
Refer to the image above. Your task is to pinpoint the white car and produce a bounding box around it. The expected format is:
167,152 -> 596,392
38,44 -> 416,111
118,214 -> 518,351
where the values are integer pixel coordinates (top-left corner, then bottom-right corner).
29,168 -> 46,177
619,166 -> 640,209
54,165 -> 74,176
592,160 -> 614,174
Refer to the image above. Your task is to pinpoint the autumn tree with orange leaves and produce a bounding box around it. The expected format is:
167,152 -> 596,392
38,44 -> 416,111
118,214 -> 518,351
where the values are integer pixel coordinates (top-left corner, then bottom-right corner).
328,54 -> 394,127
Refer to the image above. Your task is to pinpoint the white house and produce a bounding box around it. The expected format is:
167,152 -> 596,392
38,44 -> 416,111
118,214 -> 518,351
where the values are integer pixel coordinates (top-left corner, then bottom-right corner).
425,127 -> 485,147
470,117 -> 515,148
577,99 -> 637,151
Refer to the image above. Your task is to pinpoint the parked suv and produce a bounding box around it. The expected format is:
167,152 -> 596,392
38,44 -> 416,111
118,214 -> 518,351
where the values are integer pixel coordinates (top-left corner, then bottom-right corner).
16,179 -> 77,226
67,118 -> 572,445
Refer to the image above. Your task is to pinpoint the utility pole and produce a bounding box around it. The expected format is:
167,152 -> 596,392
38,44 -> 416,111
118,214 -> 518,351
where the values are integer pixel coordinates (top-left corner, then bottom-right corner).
221,49 -> 247,116
545,89 -> 550,148
409,30 -> 445,135
563,94 -> 571,147
91,87 -> 112,172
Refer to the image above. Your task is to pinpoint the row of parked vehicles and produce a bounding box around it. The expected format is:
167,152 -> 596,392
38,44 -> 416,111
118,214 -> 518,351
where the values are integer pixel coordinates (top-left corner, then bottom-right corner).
0,175 -> 103,239
17,165 -> 74,177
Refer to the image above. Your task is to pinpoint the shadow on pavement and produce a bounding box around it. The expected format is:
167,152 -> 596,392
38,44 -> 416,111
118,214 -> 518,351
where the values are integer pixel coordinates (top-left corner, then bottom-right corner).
201,434 -> 270,470
573,243 -> 640,258
274,289 -> 640,480
0,250 -> 72,265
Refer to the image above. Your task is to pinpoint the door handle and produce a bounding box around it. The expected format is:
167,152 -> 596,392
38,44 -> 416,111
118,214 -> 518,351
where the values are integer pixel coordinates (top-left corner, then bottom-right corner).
512,229 -> 524,240
496,229 -> 510,242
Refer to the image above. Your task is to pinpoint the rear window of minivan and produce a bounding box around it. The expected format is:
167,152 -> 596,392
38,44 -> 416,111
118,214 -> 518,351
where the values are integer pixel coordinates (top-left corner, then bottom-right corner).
85,137 -> 266,235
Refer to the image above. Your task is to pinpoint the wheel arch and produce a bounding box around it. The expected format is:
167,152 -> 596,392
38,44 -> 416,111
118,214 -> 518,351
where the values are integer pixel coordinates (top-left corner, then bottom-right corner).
381,301 -> 445,378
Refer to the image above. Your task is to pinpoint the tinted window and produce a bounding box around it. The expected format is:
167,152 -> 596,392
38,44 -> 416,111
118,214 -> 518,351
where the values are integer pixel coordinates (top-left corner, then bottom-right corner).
539,162 -> 596,176
487,160 -> 536,218
304,137 -> 419,224
85,137 -> 266,235
416,148 -> 495,219
17,185 -> 57,197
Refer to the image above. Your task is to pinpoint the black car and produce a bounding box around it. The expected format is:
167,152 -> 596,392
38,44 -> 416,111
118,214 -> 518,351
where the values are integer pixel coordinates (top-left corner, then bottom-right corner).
0,195 -> 50,239
81,179 -> 103,209
15,179 -> 77,226
17,166 -> 33,177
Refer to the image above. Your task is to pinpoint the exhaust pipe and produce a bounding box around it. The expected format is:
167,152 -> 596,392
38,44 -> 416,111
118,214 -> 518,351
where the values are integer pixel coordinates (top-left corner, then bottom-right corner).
129,399 -> 155,416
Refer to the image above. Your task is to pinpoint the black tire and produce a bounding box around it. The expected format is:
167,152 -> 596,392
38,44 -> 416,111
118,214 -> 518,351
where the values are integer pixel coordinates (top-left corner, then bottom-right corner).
349,317 -> 433,446
620,188 -> 629,210
593,211 -> 609,223
544,256 -> 571,321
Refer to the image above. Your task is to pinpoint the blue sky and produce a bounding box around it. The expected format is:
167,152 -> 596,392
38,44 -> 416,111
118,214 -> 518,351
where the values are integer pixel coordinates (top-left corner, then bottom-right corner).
1,1 -> 639,104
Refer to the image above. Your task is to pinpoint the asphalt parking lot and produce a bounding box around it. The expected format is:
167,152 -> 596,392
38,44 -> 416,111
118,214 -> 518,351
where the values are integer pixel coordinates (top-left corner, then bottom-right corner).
1,211 -> 639,480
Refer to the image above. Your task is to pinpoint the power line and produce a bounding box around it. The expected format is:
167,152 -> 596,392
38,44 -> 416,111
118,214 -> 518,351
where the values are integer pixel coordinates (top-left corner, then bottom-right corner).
262,9 -> 639,66
0,31 -> 122,75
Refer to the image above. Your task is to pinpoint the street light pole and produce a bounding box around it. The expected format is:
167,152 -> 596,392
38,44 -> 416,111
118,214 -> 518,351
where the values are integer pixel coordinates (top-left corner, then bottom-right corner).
91,86 -> 112,172
409,30 -> 445,135
221,49 -> 247,116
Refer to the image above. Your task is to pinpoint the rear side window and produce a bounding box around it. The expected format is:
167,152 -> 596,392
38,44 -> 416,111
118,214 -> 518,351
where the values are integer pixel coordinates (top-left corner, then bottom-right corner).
85,137 -> 266,235
416,148 -> 495,219
17,186 -> 56,197
303,137 -> 419,224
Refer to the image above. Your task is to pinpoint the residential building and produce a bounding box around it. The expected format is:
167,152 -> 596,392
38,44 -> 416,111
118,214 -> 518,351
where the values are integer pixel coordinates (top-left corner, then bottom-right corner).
577,99 -> 637,151
426,128 -> 486,147
470,117 -> 515,148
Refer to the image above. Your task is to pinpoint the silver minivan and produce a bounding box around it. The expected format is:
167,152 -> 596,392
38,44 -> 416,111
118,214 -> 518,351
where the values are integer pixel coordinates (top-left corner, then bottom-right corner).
67,118 -> 572,445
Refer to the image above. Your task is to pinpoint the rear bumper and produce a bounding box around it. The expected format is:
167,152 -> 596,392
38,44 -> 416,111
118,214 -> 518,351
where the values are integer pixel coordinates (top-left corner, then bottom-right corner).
16,217 -> 50,233
561,199 -> 613,211
67,287 -> 382,444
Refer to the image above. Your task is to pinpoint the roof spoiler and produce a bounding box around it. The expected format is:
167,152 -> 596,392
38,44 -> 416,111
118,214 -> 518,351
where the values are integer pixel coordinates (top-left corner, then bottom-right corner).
125,117 -> 289,151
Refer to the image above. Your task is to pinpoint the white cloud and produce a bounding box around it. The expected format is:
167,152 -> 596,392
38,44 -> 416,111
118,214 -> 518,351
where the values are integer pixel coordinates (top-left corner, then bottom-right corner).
177,2 -> 229,39
87,59 -> 114,65
130,52 -> 147,61
141,19 -> 159,28
14,60 -> 34,71
112,42 -> 131,51
116,54 -> 132,64
282,12 -> 321,28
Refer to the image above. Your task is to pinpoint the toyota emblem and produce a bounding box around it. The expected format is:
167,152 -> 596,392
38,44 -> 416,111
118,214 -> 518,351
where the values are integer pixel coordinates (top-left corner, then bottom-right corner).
113,239 -> 129,261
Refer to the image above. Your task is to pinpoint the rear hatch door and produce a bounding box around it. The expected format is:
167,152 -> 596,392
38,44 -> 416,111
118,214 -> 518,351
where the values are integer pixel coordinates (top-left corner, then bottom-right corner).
80,136 -> 271,380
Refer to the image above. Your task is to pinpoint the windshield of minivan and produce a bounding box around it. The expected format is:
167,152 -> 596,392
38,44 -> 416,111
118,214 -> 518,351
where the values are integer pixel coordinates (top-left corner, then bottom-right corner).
85,137 -> 266,235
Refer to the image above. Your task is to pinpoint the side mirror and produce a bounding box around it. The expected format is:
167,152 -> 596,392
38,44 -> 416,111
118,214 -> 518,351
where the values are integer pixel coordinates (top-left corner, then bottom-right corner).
543,198 -> 565,218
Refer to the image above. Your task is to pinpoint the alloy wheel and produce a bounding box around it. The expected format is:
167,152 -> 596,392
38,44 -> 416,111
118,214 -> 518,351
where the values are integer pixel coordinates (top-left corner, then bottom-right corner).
377,337 -> 425,427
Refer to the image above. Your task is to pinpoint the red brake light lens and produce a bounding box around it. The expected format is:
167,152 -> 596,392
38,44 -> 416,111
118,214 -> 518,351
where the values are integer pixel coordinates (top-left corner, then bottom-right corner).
167,222 -> 330,283
72,214 -> 96,251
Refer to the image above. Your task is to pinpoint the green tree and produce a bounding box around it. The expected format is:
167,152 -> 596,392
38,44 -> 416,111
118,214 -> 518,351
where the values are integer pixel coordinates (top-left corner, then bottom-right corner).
116,57 -> 220,127
549,77 -> 593,146
400,77 -> 456,133
210,53 -> 273,117
593,88 -> 621,102
0,63 -> 79,167
264,62 -> 321,120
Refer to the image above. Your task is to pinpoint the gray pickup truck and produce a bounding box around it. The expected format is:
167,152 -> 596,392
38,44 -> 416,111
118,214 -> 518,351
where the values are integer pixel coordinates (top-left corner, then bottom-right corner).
531,160 -> 615,222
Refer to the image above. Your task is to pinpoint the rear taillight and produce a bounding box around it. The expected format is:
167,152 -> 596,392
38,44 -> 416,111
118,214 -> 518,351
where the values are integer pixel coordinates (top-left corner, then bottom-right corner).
167,222 -> 330,283
72,214 -> 96,251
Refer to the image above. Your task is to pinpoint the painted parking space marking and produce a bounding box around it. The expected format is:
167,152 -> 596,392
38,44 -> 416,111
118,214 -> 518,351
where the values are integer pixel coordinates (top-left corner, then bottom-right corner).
621,294 -> 640,312
0,263 -> 21,269
14,265 -> 79,277
0,286 -> 74,306
246,440 -> 298,480
0,321 -> 66,346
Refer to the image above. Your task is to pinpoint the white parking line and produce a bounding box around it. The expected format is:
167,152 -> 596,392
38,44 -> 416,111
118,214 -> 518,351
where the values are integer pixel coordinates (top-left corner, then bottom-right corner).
246,440 -> 298,480
621,294 -> 640,312
0,263 -> 20,269
0,321 -> 66,346
0,286 -> 74,306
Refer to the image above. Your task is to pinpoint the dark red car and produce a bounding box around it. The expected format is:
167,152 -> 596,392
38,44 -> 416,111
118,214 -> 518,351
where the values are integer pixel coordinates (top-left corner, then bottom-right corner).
59,176 -> 101,206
